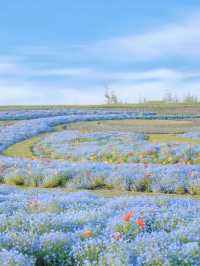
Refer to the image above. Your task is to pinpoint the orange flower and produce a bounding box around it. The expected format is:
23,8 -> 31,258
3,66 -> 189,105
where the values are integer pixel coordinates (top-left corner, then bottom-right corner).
135,218 -> 145,229
83,229 -> 93,238
122,211 -> 134,223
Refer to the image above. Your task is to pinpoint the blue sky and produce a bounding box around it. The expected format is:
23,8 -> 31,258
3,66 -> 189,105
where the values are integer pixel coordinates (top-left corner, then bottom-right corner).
1,0 -> 200,104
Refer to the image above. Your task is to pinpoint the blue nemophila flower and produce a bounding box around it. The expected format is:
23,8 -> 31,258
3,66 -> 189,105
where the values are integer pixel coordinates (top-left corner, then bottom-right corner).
0,186 -> 199,265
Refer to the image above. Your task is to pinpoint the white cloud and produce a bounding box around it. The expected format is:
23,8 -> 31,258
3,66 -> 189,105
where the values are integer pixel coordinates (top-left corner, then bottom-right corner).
13,11 -> 200,64
36,67 -> 96,77
86,12 -> 200,61
1,11 -> 200,104
1,62 -> 200,104
0,83 -> 103,105
0,72 -> 200,105
30,66 -> 200,83
0,57 -> 24,75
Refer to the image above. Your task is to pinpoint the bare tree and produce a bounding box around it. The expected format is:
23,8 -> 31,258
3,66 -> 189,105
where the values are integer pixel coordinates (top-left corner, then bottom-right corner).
183,93 -> 198,104
104,83 -> 119,104
104,90 -> 111,104
110,90 -> 118,104
163,90 -> 173,103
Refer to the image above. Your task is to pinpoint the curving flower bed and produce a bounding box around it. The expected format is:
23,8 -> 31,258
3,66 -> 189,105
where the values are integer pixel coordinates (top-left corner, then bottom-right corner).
0,108 -> 200,121
0,186 -> 199,265
0,111 -> 147,152
33,130 -> 200,164
181,132 -> 200,140
0,109 -> 199,194
0,155 -> 200,194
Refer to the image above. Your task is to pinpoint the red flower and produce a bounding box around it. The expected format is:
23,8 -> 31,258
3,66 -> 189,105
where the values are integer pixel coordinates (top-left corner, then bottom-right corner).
122,211 -> 134,223
135,218 -> 145,229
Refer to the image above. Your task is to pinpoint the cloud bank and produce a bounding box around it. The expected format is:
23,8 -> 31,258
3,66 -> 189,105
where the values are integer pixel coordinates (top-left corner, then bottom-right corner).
1,11 -> 200,104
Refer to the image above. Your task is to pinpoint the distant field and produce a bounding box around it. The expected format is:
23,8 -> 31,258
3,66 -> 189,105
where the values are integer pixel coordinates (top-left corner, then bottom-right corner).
1,102 -> 200,114
64,119 -> 200,134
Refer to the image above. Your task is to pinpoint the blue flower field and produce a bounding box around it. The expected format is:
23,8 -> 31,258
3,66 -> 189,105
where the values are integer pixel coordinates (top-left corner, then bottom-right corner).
0,108 -> 199,265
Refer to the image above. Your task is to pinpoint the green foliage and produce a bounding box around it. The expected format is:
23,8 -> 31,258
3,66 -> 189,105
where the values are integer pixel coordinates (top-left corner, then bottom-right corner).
115,222 -> 141,240
136,176 -> 152,192
149,134 -> 200,145
42,175 -> 67,188
5,175 -> 24,186
188,185 -> 200,195
176,186 -> 187,195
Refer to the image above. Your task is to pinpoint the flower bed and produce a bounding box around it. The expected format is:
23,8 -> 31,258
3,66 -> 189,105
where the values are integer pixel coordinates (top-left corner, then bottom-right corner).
0,108 -> 199,121
0,109 -> 199,194
181,132 -> 200,140
1,155 -> 200,194
33,130 -> 200,165
0,186 -> 199,265
0,111 -> 147,152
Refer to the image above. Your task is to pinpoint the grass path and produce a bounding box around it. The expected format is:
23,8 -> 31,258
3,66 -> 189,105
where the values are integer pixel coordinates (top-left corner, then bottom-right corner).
3,134 -> 47,158
0,121 -> 15,126
65,119 -> 200,134
149,134 -> 200,144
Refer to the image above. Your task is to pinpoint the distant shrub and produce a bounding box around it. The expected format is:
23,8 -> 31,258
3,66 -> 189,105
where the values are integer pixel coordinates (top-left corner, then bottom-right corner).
175,186 -> 187,195
67,172 -> 110,190
136,174 -> 152,192
188,179 -> 200,195
5,175 -> 24,186
24,175 -> 44,187
188,185 -> 200,195
42,175 -> 67,188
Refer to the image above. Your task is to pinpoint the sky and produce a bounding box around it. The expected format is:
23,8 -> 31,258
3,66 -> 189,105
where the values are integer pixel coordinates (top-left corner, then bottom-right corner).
1,0 -> 200,104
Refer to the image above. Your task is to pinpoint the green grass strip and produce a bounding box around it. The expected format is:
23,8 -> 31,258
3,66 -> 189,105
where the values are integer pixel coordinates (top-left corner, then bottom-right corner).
149,134 -> 200,144
3,134 -> 46,158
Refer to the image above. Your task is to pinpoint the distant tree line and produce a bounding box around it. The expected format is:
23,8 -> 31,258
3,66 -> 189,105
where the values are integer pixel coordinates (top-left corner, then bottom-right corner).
104,89 -> 199,105
104,90 -> 120,104
162,90 -> 199,104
